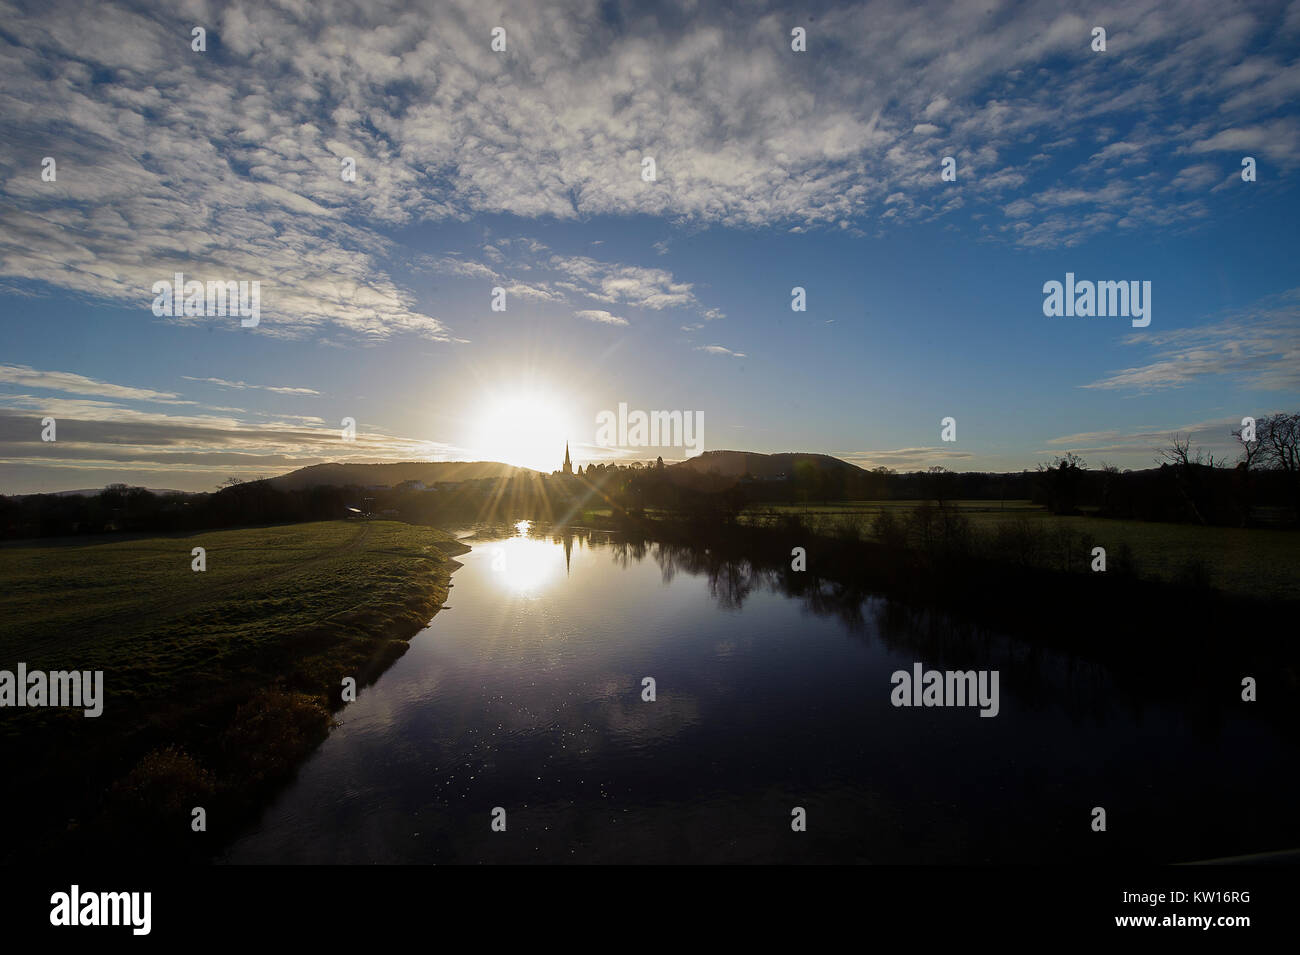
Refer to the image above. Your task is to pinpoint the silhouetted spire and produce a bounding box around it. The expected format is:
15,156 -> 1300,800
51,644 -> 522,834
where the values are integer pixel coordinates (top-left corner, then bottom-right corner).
563,441 -> 572,475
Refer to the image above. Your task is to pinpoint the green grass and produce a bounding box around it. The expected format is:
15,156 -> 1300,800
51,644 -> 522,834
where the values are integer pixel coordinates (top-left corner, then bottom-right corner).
0,520 -> 468,859
0,520 -> 464,699
739,501 -> 1300,600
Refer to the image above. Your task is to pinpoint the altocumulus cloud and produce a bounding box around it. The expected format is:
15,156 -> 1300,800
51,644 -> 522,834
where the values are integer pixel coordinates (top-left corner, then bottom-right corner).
0,0 -> 1297,342
1081,289 -> 1300,393
428,241 -> 722,326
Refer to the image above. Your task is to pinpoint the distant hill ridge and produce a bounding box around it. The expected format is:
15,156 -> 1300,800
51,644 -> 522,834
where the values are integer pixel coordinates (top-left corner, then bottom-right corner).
10,453 -> 863,496
267,453 -> 855,489
13,487 -> 193,498
670,450 -> 863,479
266,461 -> 535,490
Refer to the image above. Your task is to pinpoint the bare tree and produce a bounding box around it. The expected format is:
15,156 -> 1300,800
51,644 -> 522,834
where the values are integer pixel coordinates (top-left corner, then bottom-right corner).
1229,421 -> 1263,525
1257,413 -> 1300,474
1157,435 -> 1223,470
1156,435 -> 1224,524
1231,421 -> 1263,470
1256,413 -> 1300,519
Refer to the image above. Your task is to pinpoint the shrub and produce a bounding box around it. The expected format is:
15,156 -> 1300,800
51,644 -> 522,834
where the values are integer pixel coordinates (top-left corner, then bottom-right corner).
872,509 -> 908,553
111,745 -> 214,814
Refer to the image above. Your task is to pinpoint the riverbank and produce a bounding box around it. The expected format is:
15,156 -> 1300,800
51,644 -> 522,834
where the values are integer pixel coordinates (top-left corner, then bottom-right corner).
0,520 -> 469,862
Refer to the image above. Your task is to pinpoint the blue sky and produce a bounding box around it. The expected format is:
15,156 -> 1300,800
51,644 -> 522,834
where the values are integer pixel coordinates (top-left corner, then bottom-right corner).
2,0 -> 1298,492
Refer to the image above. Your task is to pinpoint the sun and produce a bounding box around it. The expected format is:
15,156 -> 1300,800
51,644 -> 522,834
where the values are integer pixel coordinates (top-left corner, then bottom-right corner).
471,388 -> 575,472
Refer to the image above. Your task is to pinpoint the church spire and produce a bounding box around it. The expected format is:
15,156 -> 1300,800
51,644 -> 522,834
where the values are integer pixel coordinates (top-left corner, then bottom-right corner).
563,441 -> 572,475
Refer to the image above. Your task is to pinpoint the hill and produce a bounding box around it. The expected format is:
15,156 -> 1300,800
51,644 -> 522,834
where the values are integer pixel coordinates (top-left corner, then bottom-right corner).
266,460 -> 535,490
10,487 -> 194,498
670,450 -> 863,479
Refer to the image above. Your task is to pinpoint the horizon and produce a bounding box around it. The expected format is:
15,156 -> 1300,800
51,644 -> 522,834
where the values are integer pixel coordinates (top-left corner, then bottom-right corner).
4,444 -> 1239,498
3,0 -> 1299,493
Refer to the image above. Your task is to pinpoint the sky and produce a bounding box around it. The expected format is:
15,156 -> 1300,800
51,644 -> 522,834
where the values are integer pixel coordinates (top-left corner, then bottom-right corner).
1,0 -> 1298,493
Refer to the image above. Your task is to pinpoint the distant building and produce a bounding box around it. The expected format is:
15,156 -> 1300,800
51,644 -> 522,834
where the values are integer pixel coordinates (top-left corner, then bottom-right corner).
562,442 -> 572,475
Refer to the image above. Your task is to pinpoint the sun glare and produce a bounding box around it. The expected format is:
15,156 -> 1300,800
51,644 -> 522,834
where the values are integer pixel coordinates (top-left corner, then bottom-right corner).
472,389 -> 574,472
488,529 -> 564,595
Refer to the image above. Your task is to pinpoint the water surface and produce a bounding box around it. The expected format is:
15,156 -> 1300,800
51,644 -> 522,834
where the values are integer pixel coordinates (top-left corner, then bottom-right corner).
224,523 -> 1298,864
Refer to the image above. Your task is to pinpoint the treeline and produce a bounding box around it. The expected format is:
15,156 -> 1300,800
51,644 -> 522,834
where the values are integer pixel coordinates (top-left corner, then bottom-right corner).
0,482 -> 381,539
1023,412 -> 1300,526
612,413 -> 1300,528
1032,455 -> 1297,526
4,413 -> 1296,539
0,476 -> 565,540
611,458 -> 1298,529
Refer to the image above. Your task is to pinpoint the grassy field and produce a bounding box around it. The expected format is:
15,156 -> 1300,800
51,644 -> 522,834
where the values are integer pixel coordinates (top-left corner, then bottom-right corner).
0,520 -> 468,859
1,520 -> 464,700
736,500 -> 1300,600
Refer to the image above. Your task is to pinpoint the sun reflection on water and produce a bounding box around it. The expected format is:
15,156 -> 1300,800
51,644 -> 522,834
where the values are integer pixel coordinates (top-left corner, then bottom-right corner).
488,522 -> 564,595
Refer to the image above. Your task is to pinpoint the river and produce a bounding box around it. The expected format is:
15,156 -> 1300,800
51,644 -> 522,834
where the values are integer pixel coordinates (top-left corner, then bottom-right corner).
223,521 -> 1298,863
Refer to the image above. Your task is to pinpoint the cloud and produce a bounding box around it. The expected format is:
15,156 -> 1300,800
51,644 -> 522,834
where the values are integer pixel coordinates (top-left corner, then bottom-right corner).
696,344 -> 746,358
433,241 -> 723,325
1188,118 -> 1300,163
503,281 -> 566,304
1081,289 -> 1300,392
0,396 -> 465,493
1169,163 -> 1221,191
181,376 -> 321,396
1042,416 -> 1258,464
1003,199 -> 1035,219
0,0 -> 1292,345
922,96 -> 950,119
550,255 -> 698,311
0,363 -> 467,493
837,447 -> 974,470
0,363 -> 189,403
431,256 -> 500,282
574,309 -> 629,326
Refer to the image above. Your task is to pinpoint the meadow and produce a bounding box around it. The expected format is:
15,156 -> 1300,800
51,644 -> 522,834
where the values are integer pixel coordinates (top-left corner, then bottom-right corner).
0,520 -> 467,860
735,500 -> 1300,601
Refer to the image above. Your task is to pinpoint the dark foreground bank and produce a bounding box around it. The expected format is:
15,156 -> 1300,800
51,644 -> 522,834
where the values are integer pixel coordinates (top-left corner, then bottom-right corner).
0,521 -> 469,863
